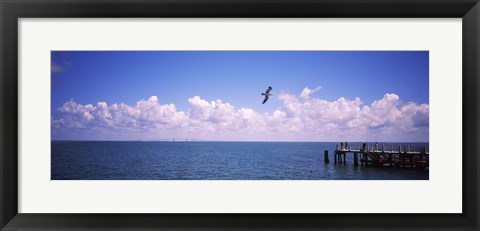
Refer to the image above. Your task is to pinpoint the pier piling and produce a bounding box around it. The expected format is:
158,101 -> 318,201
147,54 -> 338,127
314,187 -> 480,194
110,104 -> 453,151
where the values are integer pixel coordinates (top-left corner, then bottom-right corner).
324,150 -> 330,164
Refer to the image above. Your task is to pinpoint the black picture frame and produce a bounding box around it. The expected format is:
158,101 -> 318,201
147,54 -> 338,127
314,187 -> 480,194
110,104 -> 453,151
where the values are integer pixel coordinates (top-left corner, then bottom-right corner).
1,0 -> 479,230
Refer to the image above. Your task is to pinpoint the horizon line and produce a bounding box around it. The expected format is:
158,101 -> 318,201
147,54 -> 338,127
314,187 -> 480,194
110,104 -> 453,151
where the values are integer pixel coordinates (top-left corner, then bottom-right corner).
51,140 -> 429,143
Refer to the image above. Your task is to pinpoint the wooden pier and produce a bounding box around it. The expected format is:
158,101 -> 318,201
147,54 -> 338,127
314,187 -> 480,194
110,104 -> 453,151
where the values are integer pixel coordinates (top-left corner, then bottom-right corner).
329,143 -> 429,170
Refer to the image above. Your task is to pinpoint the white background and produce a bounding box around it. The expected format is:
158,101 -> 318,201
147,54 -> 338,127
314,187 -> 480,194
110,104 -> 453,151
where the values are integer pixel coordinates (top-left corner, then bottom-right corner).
19,19 -> 462,213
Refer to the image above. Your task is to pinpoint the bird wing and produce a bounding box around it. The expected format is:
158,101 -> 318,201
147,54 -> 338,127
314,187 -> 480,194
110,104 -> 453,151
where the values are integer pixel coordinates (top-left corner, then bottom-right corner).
262,95 -> 269,104
266,86 -> 272,94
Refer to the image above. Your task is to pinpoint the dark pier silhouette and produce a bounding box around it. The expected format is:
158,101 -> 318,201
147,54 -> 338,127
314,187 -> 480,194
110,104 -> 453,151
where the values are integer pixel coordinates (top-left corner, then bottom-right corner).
326,143 -> 429,170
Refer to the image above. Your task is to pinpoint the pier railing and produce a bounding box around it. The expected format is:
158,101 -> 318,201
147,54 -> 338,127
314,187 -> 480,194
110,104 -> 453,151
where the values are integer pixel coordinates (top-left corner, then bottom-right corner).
335,144 -> 429,154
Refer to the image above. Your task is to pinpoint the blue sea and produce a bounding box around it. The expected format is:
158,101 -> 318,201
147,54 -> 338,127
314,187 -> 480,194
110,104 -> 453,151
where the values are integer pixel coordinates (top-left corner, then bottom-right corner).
51,141 -> 429,180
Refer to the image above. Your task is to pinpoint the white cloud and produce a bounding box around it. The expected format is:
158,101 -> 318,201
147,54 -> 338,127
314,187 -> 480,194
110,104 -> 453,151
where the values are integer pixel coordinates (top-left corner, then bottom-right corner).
51,59 -> 72,73
299,86 -> 322,99
51,63 -> 64,73
52,88 -> 429,142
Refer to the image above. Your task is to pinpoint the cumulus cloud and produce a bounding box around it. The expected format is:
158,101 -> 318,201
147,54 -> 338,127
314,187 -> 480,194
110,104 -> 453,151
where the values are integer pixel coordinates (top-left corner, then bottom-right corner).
53,96 -> 187,133
52,89 -> 429,142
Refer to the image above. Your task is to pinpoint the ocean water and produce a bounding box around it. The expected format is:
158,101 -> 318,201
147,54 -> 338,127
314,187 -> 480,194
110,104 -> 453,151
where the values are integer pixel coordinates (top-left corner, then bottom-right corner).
51,141 -> 429,180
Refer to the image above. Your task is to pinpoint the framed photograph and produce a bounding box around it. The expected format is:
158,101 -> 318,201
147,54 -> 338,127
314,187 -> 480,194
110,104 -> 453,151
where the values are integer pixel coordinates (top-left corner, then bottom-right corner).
1,0 -> 479,230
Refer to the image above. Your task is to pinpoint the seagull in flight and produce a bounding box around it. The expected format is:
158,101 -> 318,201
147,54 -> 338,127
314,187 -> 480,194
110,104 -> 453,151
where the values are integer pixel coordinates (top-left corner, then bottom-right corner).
262,86 -> 272,104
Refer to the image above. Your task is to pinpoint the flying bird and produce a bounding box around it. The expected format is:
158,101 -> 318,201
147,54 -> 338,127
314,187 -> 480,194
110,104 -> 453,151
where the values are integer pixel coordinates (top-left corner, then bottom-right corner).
262,86 -> 272,104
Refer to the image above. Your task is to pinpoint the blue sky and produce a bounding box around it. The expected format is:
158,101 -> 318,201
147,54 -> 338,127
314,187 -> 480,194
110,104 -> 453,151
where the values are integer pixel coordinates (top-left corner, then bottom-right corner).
51,51 -> 429,142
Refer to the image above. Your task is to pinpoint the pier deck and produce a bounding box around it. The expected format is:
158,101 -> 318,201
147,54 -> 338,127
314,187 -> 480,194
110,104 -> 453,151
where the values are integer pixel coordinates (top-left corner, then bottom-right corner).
330,143 -> 429,170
